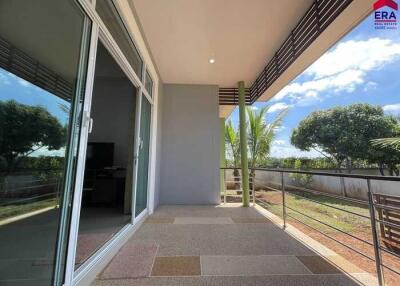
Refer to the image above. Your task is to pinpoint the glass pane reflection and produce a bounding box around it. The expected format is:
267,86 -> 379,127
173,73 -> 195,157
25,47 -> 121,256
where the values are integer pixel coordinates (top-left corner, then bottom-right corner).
0,0 -> 89,284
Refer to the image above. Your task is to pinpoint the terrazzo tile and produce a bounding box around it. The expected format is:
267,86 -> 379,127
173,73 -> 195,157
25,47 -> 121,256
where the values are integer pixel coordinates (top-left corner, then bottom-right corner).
173,217 -> 234,224
91,274 -> 360,286
145,217 -> 174,224
296,255 -> 342,274
99,241 -> 158,279
231,218 -> 271,224
201,255 -> 311,275
151,256 -> 200,276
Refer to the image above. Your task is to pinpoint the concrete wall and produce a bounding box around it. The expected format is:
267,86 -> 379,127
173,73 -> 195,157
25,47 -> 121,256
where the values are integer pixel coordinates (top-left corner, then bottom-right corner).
224,169 -> 400,201
159,84 -> 220,205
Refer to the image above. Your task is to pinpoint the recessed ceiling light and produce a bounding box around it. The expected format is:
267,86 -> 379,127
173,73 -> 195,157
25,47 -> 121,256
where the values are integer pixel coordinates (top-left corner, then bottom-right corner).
209,58 -> 215,64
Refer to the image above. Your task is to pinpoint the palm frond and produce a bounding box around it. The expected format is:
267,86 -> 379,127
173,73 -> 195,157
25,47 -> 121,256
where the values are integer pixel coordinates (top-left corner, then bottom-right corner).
371,137 -> 400,149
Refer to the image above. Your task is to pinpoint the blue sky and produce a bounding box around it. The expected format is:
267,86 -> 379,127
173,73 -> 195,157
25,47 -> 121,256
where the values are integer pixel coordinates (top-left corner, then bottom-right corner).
0,68 -> 69,125
0,68 -> 69,157
227,13 -> 400,158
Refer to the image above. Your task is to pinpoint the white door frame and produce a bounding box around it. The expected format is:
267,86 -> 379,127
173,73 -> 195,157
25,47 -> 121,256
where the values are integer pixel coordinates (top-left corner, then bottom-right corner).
63,19 -> 99,286
63,0 -> 156,284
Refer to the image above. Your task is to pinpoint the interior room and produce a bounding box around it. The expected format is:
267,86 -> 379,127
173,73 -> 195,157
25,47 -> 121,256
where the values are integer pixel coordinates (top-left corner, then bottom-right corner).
75,41 -> 137,268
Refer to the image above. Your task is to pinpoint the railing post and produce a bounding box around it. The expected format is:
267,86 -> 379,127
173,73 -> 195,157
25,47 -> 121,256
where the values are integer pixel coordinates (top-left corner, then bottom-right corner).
340,176 -> 347,198
238,81 -> 250,207
366,178 -> 384,286
223,169 -> 227,204
252,172 -> 256,206
55,178 -> 60,209
281,171 -> 287,229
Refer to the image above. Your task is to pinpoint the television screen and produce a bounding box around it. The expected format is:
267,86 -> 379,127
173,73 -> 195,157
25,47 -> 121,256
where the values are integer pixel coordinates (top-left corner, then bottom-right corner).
86,142 -> 114,169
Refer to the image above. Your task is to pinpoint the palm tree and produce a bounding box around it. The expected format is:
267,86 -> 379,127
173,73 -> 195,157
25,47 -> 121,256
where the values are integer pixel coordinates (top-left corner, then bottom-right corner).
246,106 -> 288,185
371,117 -> 400,150
225,120 -> 241,189
371,137 -> 400,149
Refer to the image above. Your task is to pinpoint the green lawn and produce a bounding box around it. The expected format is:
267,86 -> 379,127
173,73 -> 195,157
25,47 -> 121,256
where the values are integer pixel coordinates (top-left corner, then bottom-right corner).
257,189 -> 371,235
0,199 -> 57,221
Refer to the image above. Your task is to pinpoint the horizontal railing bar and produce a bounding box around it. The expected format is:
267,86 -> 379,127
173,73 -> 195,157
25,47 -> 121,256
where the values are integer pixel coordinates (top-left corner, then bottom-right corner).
0,192 -> 58,206
374,203 -> 400,213
252,179 -> 367,206
249,167 -> 400,182
379,245 -> 400,261
382,261 -> 400,277
286,214 -> 376,262
284,189 -> 370,219
375,218 -> 400,230
286,205 -> 374,246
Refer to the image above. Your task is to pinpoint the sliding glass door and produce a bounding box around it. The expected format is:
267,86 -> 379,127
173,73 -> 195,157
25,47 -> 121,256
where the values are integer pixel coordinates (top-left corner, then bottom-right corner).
0,0 -> 91,285
135,95 -> 151,216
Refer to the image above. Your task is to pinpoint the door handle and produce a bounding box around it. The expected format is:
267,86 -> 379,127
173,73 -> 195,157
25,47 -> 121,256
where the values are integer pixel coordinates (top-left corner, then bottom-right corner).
88,117 -> 94,134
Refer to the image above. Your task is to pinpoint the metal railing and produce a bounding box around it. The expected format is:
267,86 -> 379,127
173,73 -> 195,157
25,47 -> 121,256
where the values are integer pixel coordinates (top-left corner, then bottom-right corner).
221,168 -> 256,205
221,167 -> 400,286
0,176 -> 62,208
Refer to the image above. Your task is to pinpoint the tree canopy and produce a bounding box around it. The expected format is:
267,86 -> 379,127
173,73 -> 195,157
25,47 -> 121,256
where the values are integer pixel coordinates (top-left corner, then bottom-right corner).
290,104 -> 400,173
0,100 -> 66,170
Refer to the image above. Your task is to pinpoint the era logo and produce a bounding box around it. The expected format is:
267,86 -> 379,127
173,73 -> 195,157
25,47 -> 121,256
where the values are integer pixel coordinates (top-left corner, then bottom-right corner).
373,0 -> 398,29
375,11 -> 397,20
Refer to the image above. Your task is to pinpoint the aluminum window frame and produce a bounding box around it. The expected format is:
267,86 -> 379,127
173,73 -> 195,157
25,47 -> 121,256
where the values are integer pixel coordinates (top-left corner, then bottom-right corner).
62,0 -> 157,285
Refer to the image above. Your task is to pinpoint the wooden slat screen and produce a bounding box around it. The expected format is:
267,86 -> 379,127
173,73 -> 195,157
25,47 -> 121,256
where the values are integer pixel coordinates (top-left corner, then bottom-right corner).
219,0 -> 353,105
0,36 -> 73,101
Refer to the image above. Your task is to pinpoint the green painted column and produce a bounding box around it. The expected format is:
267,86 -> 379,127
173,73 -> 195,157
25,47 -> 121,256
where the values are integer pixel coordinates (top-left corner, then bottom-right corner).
238,81 -> 250,207
220,118 -> 226,199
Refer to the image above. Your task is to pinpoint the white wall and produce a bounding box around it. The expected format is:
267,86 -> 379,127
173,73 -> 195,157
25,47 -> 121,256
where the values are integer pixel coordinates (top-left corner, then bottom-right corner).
89,77 -> 136,167
153,82 -> 163,208
159,84 -> 220,205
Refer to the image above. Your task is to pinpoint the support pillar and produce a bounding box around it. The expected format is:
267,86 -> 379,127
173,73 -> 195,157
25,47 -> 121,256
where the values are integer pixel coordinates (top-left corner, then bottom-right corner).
238,81 -> 250,207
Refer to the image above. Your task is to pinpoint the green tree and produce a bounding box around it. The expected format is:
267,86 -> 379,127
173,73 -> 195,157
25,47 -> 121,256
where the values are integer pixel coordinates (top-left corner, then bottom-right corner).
289,159 -> 313,187
0,100 -> 66,172
291,104 -> 399,173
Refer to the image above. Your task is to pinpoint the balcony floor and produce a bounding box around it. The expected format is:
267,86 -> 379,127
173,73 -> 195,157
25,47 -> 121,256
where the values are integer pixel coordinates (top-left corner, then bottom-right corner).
92,204 -> 359,286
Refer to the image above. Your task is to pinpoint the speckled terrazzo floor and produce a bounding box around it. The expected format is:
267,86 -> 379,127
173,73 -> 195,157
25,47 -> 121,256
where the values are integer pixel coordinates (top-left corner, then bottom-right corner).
92,204 -> 359,286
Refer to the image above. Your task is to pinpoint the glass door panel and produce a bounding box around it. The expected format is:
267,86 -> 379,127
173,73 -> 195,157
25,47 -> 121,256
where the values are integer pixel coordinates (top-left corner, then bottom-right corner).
0,0 -> 91,285
74,41 -> 136,269
135,95 -> 151,216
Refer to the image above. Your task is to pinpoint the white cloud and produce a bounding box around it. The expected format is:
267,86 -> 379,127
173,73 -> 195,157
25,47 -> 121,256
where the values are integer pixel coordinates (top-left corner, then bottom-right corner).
306,38 -> 400,79
17,78 -> 30,87
268,102 -> 290,113
296,90 -> 321,106
274,140 -> 286,146
273,38 -> 400,105
0,72 -> 10,85
29,146 -> 66,157
270,140 -> 320,158
274,125 -> 286,132
383,104 -> 400,115
364,81 -> 377,92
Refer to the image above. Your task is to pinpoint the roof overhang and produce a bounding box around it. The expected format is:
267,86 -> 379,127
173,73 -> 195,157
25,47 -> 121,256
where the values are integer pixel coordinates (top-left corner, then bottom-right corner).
131,0 -> 375,118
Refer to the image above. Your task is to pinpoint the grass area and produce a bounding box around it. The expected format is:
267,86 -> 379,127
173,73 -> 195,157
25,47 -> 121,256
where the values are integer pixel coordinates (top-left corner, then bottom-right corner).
0,198 -> 57,221
257,189 -> 371,234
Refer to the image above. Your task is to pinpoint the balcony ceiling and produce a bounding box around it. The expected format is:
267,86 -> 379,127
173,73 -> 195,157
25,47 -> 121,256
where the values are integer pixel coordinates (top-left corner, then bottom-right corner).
131,0 -> 313,87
